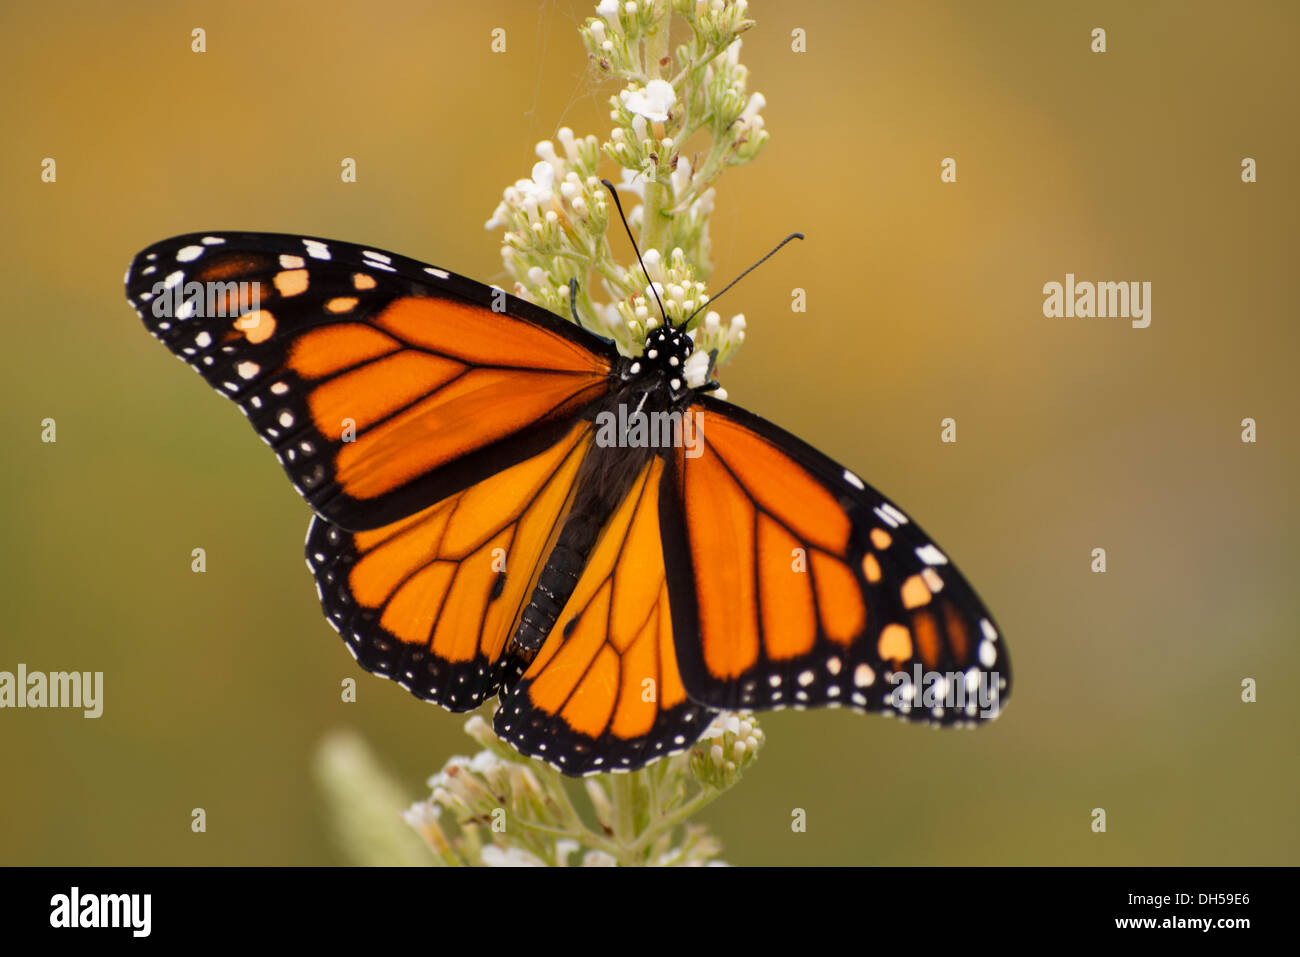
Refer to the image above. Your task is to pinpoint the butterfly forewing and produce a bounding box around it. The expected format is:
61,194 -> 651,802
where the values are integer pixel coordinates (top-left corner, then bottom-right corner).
125,232 -> 617,531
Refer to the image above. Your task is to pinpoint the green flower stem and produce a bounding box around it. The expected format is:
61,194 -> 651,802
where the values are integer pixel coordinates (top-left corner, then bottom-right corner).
611,772 -> 638,848
626,784 -> 727,858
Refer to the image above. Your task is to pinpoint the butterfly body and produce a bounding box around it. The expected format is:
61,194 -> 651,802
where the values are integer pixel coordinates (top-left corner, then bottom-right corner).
513,322 -> 701,653
127,231 -> 1010,776
511,422 -> 655,655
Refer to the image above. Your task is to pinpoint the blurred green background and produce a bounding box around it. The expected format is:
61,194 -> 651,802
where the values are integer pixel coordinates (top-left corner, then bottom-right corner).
2,0 -> 1296,865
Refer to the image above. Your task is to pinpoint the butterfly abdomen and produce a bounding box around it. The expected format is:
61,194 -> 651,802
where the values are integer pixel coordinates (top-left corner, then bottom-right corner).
515,540 -> 585,653
513,415 -> 658,654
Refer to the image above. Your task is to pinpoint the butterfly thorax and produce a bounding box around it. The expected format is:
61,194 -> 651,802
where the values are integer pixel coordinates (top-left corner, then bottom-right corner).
619,323 -> 695,399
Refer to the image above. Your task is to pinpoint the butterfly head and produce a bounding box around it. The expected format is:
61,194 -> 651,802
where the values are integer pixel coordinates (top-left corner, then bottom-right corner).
630,324 -> 696,396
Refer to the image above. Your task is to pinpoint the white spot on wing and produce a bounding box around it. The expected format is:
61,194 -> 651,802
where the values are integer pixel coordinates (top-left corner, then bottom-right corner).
915,544 -> 949,566
879,503 -> 909,526
424,267 -> 449,279
843,470 -> 865,490
176,245 -> 204,262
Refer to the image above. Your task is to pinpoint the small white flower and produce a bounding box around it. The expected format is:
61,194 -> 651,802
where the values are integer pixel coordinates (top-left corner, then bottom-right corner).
557,127 -> 579,160
683,349 -> 711,389
620,78 -> 676,123
596,0 -> 620,28
401,801 -> 438,829
617,166 -> 645,200
467,750 -> 500,774
535,139 -> 559,166
670,155 -> 693,197
484,202 -> 509,231
530,160 -> 556,192
481,845 -> 546,867
639,248 -> 662,278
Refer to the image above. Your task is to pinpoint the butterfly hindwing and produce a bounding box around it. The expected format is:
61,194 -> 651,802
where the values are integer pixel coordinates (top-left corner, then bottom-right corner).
305,421 -> 594,710
662,397 -> 1010,725
125,232 -> 617,531
495,454 -> 717,774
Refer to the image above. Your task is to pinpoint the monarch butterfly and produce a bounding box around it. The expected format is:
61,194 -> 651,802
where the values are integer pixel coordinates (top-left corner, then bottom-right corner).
125,227 -> 1010,776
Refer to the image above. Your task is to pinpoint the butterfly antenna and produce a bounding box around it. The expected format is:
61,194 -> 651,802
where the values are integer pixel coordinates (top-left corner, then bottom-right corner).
682,232 -> 804,328
568,278 -> 588,331
600,179 -> 668,325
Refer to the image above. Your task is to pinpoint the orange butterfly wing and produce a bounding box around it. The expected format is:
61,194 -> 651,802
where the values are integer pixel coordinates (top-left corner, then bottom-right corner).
307,421 -> 593,710
662,398 -> 1010,724
125,232 -> 616,531
495,455 -> 715,774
